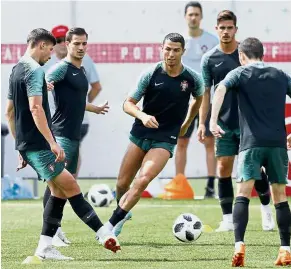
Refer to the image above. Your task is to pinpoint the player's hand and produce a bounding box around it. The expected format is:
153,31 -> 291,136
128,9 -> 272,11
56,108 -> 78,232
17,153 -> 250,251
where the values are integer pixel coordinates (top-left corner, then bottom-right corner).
47,81 -> 54,91
179,122 -> 190,137
16,153 -> 27,171
140,114 -> 159,128
287,134 -> 291,149
94,101 -> 110,115
50,142 -> 66,162
210,121 -> 225,138
197,124 -> 206,143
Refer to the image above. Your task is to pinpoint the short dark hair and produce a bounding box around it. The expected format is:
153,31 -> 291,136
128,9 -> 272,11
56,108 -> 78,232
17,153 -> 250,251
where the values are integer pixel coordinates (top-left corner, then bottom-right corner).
163,33 -> 185,49
66,27 -> 88,42
184,1 -> 203,15
217,10 -> 237,26
238,37 -> 264,60
27,28 -> 56,48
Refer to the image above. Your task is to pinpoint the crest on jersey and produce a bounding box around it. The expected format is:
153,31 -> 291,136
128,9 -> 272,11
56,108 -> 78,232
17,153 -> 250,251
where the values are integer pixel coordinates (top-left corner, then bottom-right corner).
180,80 -> 188,92
201,45 -> 209,54
48,164 -> 55,172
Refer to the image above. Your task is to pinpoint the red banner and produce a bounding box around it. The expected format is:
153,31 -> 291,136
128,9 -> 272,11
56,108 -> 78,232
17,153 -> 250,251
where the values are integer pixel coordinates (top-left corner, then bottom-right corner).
1,42 -> 291,64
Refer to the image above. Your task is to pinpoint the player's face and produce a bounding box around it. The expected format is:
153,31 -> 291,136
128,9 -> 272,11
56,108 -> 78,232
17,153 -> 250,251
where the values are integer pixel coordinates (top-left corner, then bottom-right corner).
54,36 -> 67,59
66,34 -> 88,60
185,6 -> 202,29
216,20 -> 237,44
162,40 -> 185,67
39,42 -> 54,66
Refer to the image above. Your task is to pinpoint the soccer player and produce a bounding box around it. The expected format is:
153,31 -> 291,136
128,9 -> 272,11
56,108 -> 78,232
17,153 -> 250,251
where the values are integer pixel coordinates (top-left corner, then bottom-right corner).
42,25 -> 103,246
104,33 -> 204,236
199,10 -> 274,232
44,27 -> 109,247
5,28 -> 119,260
176,1 -> 218,198
210,37 -> 291,267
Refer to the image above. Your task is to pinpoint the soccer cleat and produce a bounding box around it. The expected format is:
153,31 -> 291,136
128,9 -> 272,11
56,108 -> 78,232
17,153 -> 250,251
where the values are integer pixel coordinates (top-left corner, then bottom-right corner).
274,249 -> 291,266
35,245 -> 73,260
96,226 -> 121,253
112,211 -> 133,237
204,187 -> 215,199
261,205 -> 275,231
215,220 -> 234,232
52,227 -> 71,247
232,243 -> 245,267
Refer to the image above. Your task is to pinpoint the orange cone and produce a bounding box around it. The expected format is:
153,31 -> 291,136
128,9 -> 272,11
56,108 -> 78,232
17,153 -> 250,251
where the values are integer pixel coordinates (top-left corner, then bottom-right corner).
163,173 -> 194,200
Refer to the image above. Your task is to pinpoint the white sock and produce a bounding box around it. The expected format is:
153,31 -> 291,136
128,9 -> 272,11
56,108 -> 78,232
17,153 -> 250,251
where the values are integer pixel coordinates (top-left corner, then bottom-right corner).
261,204 -> 272,213
223,214 -> 233,223
104,221 -> 114,231
35,235 -> 52,254
55,227 -> 62,236
280,246 -> 291,252
235,241 -> 244,252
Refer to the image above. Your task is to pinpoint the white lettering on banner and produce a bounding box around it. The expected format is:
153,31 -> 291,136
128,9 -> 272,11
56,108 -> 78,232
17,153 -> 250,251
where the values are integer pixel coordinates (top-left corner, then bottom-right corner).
121,47 -> 128,59
133,47 -> 141,59
4,47 -> 12,60
17,48 -> 22,60
263,46 -> 267,55
272,46 -> 279,58
146,47 -> 153,59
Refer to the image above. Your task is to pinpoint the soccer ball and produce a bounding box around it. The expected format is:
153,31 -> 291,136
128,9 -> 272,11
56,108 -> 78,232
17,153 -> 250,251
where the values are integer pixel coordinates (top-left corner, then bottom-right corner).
172,213 -> 203,242
88,184 -> 114,207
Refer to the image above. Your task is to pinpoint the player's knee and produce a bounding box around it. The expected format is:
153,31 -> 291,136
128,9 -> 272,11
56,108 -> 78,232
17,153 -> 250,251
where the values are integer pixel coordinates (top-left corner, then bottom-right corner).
135,175 -> 153,192
116,178 -> 131,191
177,138 -> 189,150
236,183 -> 254,198
271,184 -> 287,204
217,164 -> 232,177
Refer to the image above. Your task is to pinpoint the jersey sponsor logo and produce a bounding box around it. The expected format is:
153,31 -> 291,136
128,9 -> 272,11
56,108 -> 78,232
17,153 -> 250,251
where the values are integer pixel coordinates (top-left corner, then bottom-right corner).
180,80 -> 188,92
170,136 -> 177,139
215,62 -> 223,67
72,73 -> 79,76
155,82 -> 164,86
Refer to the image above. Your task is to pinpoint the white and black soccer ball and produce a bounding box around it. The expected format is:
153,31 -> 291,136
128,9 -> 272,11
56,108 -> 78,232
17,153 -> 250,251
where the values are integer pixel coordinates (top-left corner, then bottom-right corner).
88,184 -> 114,207
172,213 -> 203,242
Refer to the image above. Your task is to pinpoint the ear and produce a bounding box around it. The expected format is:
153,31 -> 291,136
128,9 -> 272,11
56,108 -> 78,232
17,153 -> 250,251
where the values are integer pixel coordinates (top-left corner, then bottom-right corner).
39,41 -> 46,50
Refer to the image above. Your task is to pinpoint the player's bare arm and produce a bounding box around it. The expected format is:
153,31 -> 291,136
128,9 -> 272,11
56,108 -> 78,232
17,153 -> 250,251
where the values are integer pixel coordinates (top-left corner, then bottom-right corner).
87,81 -> 102,103
5,100 -> 16,139
210,84 -> 226,137
86,100 -> 109,115
29,95 -> 65,162
123,97 -> 159,128
197,87 -> 211,142
180,95 -> 203,136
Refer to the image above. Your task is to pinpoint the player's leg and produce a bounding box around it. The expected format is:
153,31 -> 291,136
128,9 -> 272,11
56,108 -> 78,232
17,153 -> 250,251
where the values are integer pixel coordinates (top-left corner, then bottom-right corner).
175,120 -> 195,175
116,136 -> 146,204
35,181 -> 73,260
215,125 -> 239,232
232,148 -> 262,267
44,137 -> 79,246
75,123 -> 89,178
254,168 -> 274,231
52,169 -> 120,252
106,141 -> 173,236
267,148 -> 291,266
203,134 -> 216,198
23,150 -> 120,256
203,108 -> 217,198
